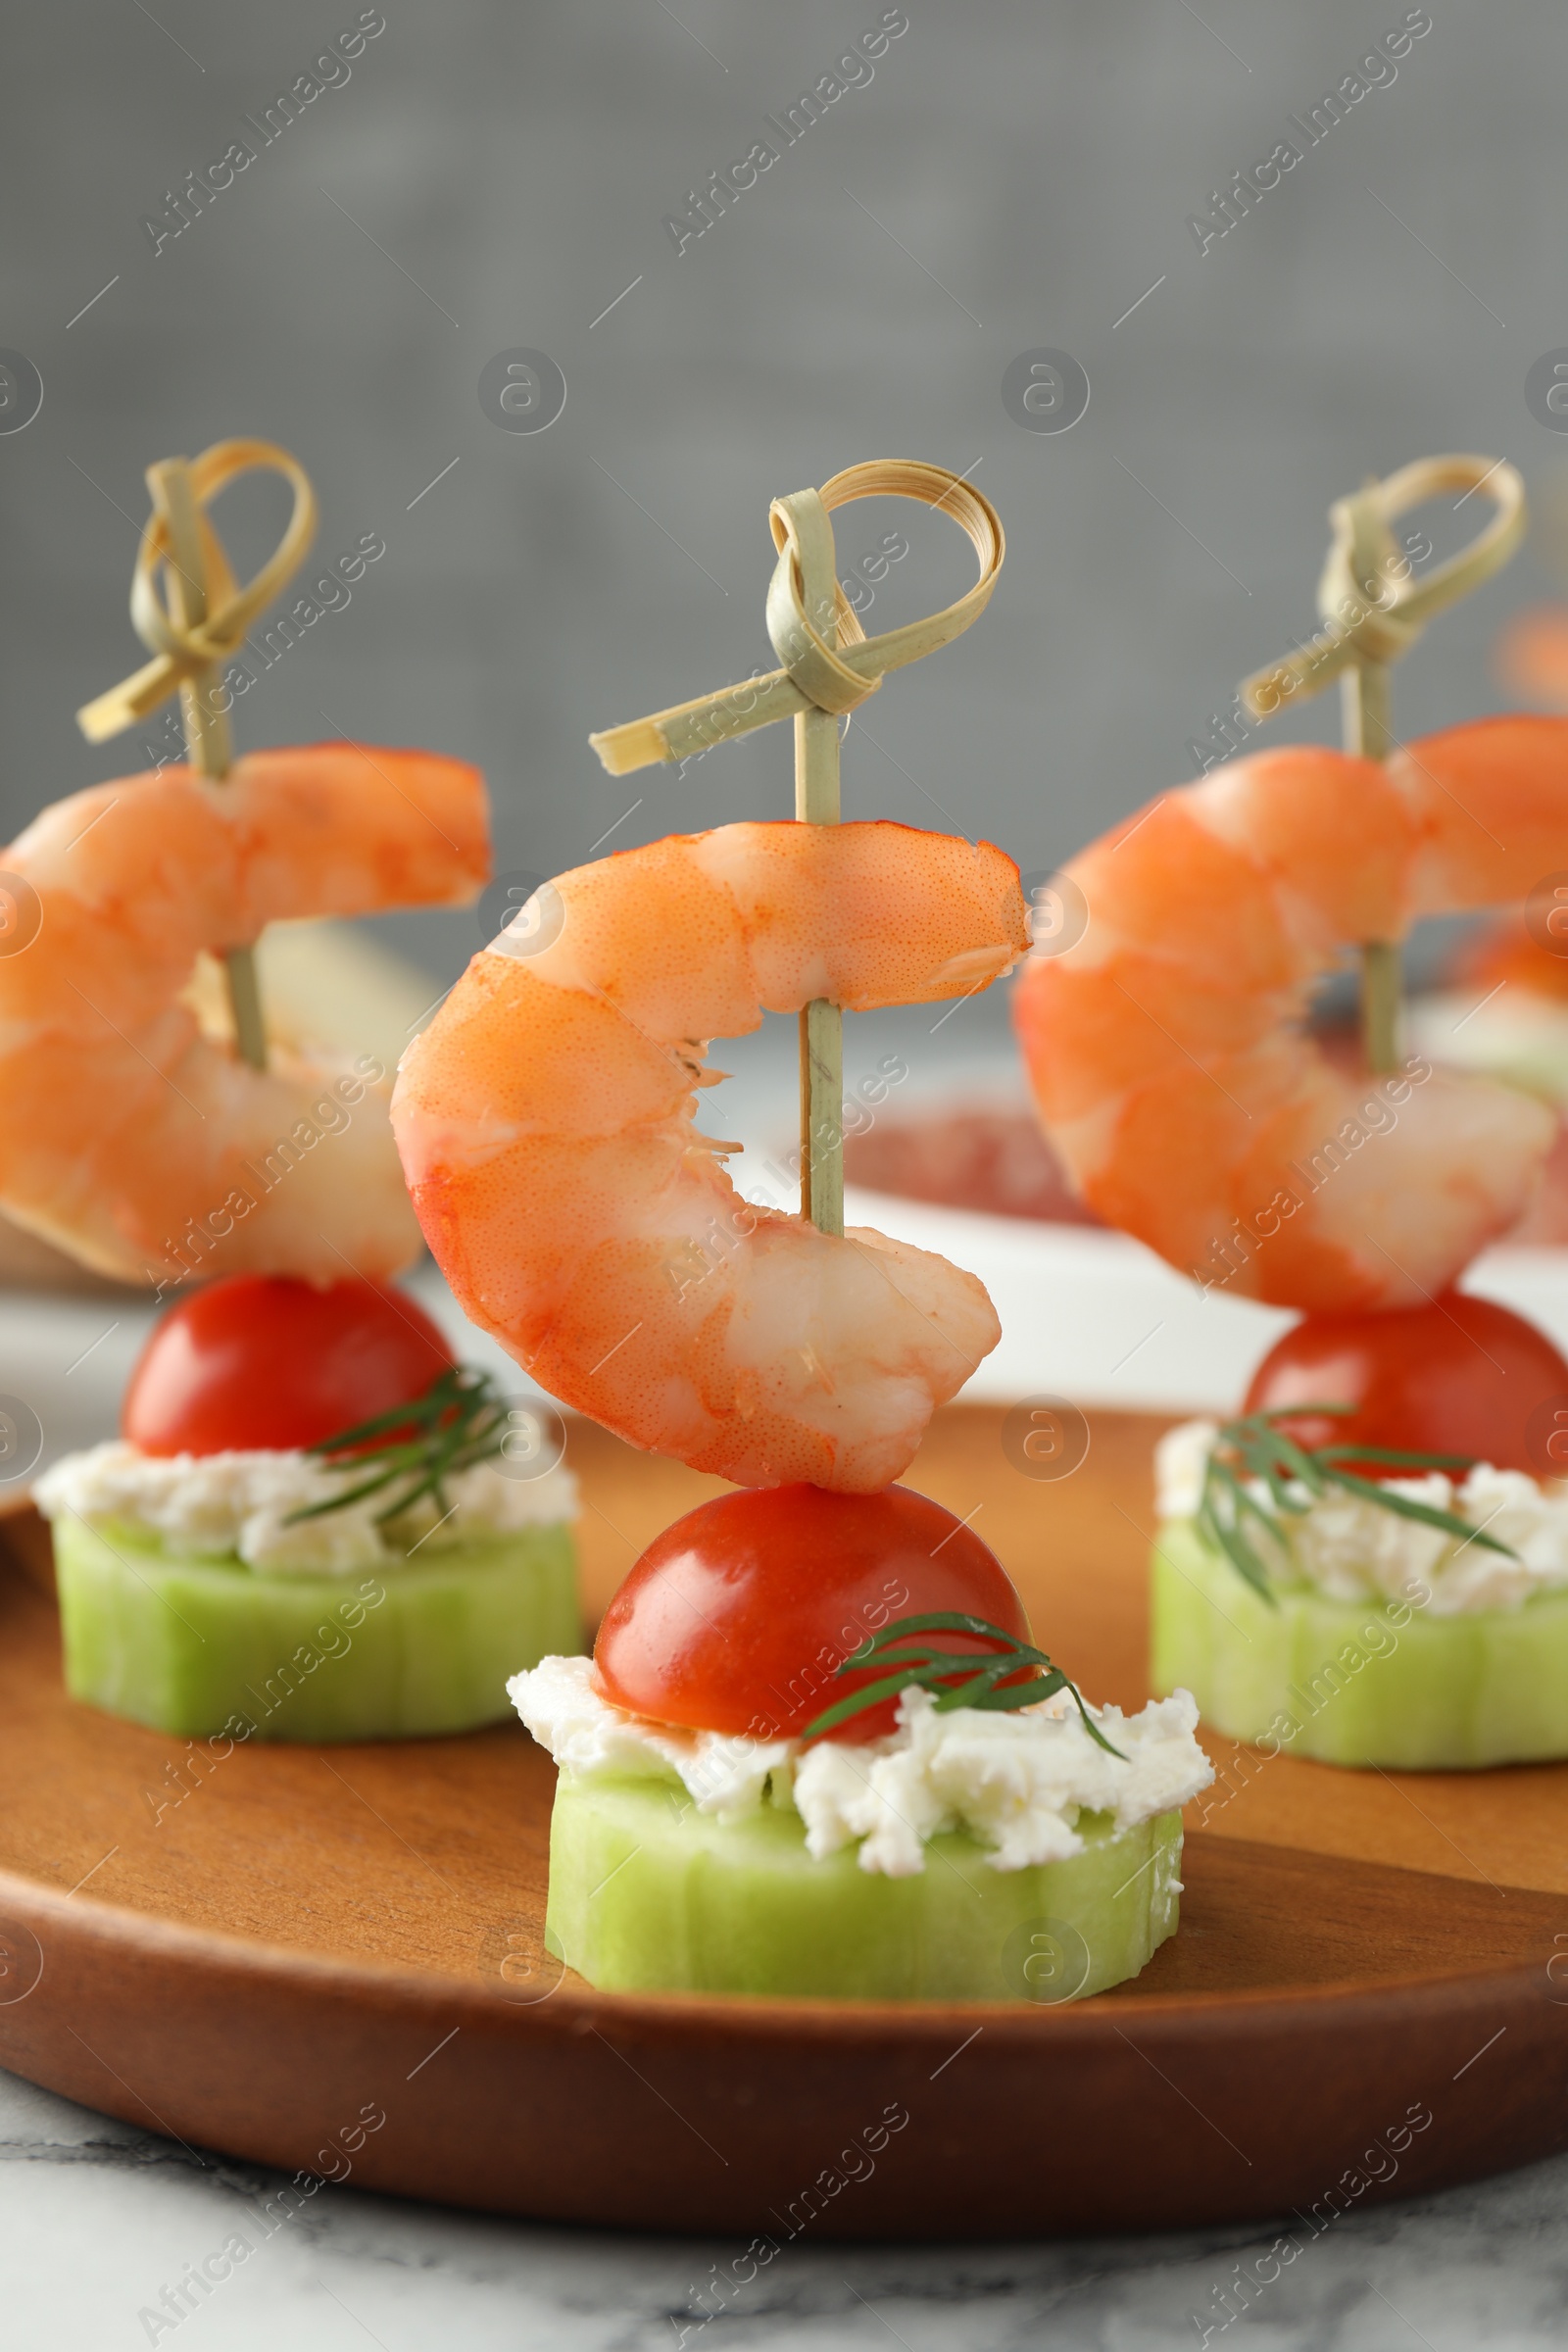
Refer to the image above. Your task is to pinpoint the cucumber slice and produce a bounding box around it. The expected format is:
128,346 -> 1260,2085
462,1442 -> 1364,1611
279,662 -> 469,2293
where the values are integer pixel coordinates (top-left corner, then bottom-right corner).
54,1517 -> 582,1741
1151,1518 -> 1568,1769
544,1770 -> 1185,2000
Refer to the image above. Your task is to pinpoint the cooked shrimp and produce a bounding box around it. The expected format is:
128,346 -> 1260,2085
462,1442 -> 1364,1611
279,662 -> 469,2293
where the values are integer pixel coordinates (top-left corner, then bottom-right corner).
1013,717 -> 1568,1311
0,744 -> 489,1285
392,821 -> 1027,1491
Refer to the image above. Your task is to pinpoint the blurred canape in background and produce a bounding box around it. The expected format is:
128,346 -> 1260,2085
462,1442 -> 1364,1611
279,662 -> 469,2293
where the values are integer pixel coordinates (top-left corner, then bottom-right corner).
1394,464 -> 1568,1241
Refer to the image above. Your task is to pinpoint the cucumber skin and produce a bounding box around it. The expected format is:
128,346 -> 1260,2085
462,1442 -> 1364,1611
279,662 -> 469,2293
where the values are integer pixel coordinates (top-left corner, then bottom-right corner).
544,1772 -> 1185,2000
54,1517 -> 582,1741
1151,1519 -> 1568,1769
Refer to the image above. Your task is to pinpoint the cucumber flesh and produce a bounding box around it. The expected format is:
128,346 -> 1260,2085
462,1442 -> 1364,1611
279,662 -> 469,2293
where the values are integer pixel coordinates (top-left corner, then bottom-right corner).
1151,1518 -> 1568,1769
544,1770 -> 1185,2000
54,1516 -> 582,1740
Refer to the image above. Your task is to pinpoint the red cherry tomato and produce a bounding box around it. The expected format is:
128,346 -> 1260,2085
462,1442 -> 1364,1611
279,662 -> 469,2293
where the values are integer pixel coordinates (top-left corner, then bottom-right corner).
1242,1293 -> 1568,1477
594,1484 -> 1031,1741
122,1275 -> 457,1457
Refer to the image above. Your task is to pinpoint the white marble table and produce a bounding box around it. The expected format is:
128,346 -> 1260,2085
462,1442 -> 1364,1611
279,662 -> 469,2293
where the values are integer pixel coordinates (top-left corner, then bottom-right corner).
2,2062 -> 1565,2350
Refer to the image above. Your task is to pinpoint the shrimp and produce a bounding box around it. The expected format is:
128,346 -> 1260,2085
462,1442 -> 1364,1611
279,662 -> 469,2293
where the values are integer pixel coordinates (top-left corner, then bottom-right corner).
392,820 -> 1027,1491
0,744 -> 489,1286
1013,716 -> 1568,1311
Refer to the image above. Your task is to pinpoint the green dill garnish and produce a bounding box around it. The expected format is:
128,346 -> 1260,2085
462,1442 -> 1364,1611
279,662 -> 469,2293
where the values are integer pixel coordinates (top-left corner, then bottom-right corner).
1197,1402 -> 1517,1607
284,1366 -> 510,1528
799,1610 -> 1127,1758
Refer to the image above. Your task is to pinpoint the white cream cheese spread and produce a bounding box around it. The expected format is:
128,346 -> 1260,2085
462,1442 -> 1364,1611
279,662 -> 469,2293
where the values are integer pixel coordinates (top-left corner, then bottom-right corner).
509,1653 -> 1213,1879
35,1441 -> 578,1576
1155,1417 -> 1568,1614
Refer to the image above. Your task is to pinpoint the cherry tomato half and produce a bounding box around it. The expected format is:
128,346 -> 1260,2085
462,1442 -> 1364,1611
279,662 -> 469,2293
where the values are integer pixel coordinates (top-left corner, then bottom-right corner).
122,1275 -> 457,1457
594,1483 -> 1031,1740
1242,1293 -> 1568,1477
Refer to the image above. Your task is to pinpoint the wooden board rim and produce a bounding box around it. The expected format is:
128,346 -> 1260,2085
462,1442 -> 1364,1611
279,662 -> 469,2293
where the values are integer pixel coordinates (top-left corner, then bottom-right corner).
3,1852 -> 1563,2240
0,1859 -> 1556,2039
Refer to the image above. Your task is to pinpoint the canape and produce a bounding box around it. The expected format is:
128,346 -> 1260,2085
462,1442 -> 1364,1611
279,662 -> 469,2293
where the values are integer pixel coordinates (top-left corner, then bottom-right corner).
37,1274 -> 581,1740
1150,1294 -> 1568,1768
513,1486 -> 1212,2000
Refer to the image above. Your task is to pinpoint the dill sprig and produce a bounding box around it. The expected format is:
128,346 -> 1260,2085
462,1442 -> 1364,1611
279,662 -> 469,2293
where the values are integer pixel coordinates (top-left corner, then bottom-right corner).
1197,1402 -> 1516,1607
285,1366 -> 510,1528
800,1610 -> 1127,1758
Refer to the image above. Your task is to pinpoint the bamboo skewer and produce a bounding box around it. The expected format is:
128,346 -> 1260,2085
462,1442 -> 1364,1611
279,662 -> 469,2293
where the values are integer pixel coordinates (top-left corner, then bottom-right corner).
588,460 -> 1005,1238
1238,453 -> 1527,1078
149,457 -> 268,1069
77,437 -> 319,1077
776,488 -> 846,1231
1339,485 -> 1404,1074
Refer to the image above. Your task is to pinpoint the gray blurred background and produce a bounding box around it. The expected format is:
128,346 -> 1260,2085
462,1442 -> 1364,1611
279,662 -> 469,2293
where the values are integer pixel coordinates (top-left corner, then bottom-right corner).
4,0 -> 1564,1004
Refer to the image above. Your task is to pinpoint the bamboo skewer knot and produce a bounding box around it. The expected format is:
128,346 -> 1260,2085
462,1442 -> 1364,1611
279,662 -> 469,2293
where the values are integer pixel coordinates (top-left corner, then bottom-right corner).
77,439 -> 318,749
1236,450 -> 1526,1078
589,459 -> 1004,777
74,438 -> 319,1073
1239,453 -> 1525,722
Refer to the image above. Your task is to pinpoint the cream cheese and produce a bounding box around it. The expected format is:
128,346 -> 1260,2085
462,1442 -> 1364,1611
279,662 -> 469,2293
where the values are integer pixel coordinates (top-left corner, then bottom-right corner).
509,1653 -> 1213,1878
507,1653 -> 797,1824
34,1440 -> 578,1576
1155,1417 -> 1568,1614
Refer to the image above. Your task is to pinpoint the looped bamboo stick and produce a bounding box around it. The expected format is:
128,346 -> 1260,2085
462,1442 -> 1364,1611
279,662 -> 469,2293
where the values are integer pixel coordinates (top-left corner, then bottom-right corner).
1235,452 -> 1525,1076
77,439 -> 318,744
589,459 -> 1004,778
75,439 -> 319,1072
587,458 -> 1006,1233
1238,454 -> 1524,721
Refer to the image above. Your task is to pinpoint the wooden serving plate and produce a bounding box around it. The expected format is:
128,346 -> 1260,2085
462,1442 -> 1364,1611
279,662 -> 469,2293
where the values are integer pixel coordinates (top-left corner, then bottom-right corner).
0,1406 -> 1564,2239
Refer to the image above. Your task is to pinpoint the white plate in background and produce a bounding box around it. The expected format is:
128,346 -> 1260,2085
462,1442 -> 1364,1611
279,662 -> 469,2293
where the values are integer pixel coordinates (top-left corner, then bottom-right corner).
842,1187 -> 1568,1414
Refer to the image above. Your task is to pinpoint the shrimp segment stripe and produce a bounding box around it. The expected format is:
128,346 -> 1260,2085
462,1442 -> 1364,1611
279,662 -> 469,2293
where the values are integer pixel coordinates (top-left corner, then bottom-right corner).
588,460 -> 1004,776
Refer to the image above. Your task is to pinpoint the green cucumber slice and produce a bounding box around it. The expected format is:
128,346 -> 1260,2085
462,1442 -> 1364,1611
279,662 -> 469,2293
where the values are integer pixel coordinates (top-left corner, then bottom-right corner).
544,1770 -> 1184,2000
54,1517 -> 581,1741
1151,1518 -> 1568,1769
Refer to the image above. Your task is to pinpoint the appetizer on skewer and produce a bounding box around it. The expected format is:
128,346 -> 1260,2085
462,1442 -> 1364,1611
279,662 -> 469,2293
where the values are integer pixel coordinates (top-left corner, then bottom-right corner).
1016,454 -> 1568,1768
395,461 -> 1213,1997
6,439 -> 584,1737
